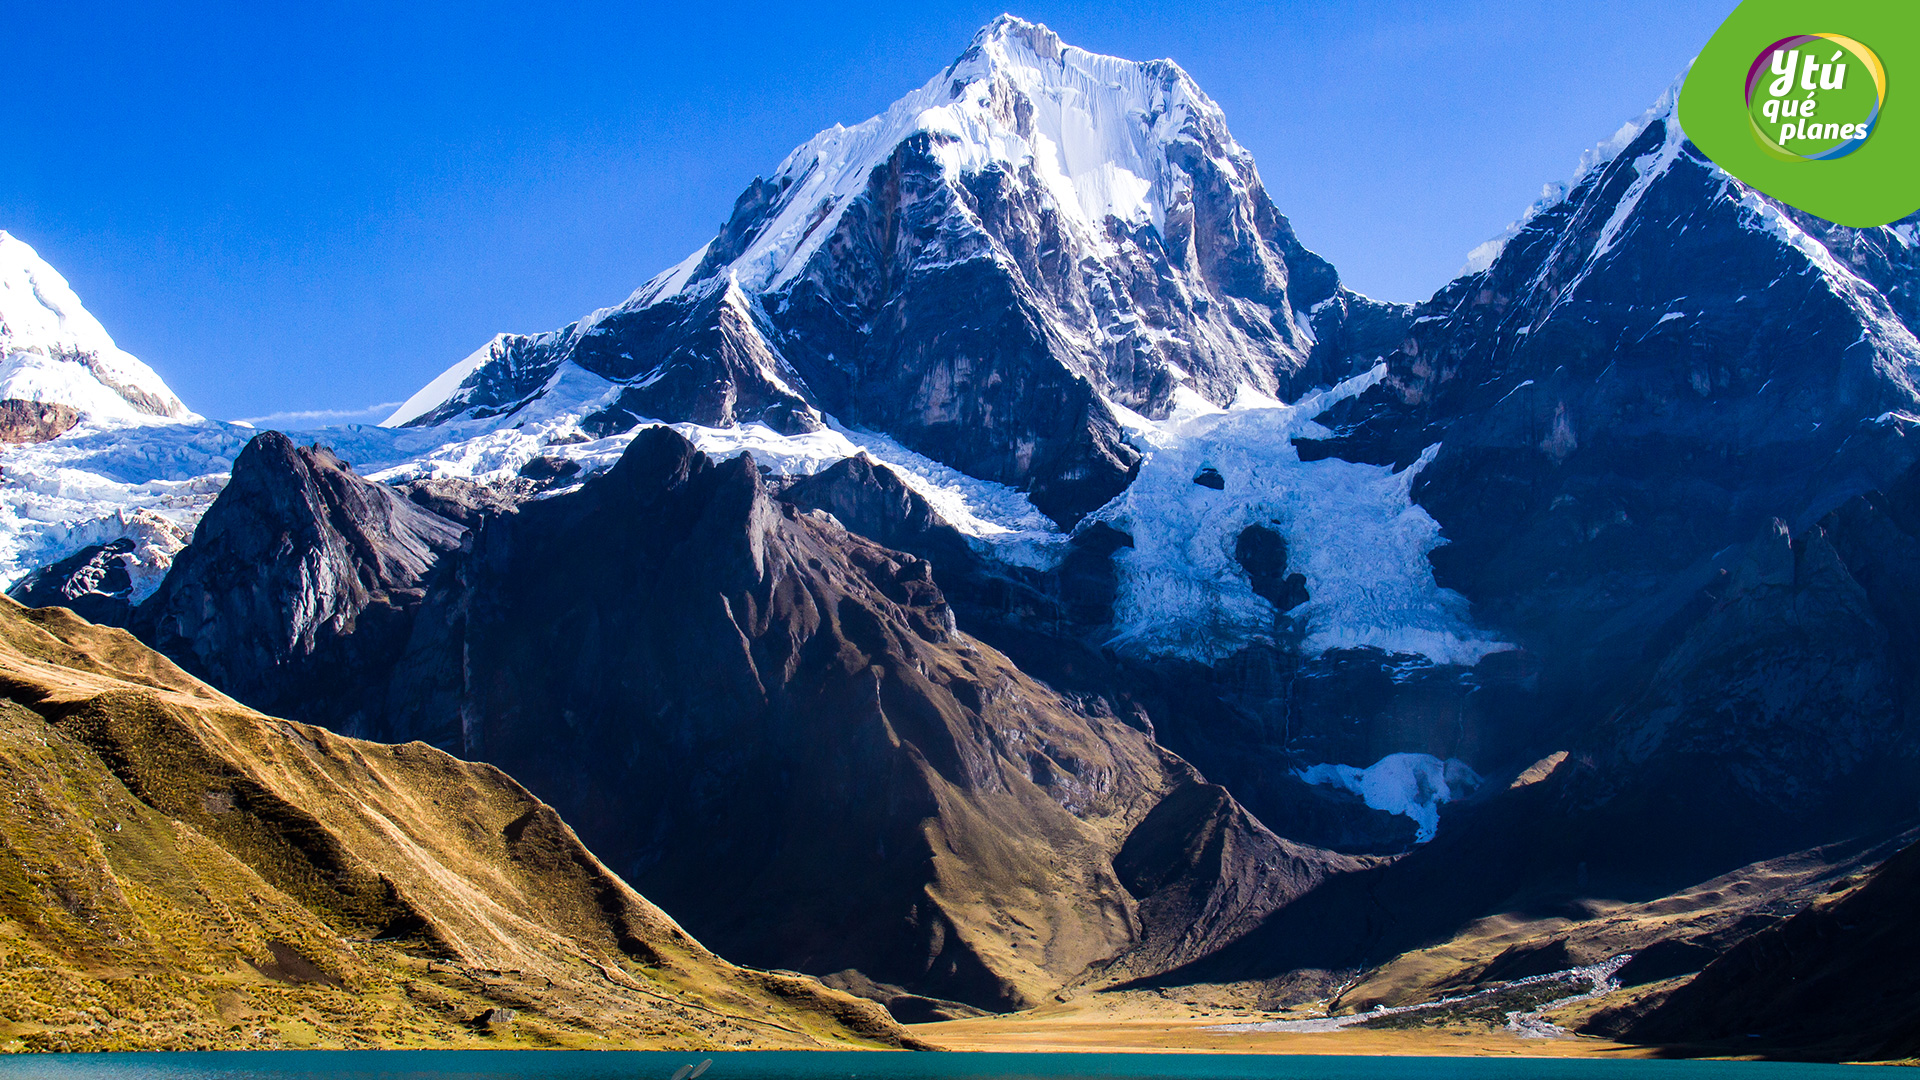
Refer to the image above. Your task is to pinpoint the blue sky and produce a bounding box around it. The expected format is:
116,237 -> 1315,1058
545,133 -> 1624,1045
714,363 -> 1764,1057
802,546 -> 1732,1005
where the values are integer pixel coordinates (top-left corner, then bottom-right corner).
3,1 -> 1735,424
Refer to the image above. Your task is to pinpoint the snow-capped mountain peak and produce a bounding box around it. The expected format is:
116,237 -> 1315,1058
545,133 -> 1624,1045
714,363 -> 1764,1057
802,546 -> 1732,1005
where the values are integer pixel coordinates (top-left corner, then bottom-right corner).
382,15 -> 1404,530
0,232 -> 197,424
671,14 -> 1225,298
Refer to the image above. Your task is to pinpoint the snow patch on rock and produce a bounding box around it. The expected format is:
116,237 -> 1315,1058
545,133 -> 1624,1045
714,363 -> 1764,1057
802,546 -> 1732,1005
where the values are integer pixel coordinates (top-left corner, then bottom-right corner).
1460,71 -> 1688,277
1297,752 -> 1482,842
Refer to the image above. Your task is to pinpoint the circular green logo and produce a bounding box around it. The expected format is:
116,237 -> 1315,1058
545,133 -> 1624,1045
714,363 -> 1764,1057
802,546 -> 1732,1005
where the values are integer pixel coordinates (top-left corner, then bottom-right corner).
1746,34 -> 1886,159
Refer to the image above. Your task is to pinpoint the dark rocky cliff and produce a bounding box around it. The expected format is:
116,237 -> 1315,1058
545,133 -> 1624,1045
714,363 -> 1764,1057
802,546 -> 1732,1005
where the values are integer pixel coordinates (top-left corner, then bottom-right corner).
131,425 -> 1357,1015
131,431 -> 466,730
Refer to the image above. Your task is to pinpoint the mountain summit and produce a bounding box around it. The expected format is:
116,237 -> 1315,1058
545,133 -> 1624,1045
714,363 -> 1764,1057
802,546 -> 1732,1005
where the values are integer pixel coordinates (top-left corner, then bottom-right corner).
0,232 -> 196,425
384,16 -> 1405,524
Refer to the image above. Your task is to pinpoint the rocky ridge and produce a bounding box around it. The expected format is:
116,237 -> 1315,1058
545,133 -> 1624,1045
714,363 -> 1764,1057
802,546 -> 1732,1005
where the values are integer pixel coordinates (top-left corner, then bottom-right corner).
131,425 -> 1362,1015
132,432 -> 466,730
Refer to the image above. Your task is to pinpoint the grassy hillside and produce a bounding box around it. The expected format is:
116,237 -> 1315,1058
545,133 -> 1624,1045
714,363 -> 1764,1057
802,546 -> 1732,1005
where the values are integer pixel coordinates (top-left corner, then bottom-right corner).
0,598 -> 914,1051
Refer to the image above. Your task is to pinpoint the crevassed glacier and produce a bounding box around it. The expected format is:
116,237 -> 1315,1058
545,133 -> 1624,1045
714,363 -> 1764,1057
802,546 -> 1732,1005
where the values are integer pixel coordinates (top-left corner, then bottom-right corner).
1092,366 -> 1512,666
0,359 -> 1510,670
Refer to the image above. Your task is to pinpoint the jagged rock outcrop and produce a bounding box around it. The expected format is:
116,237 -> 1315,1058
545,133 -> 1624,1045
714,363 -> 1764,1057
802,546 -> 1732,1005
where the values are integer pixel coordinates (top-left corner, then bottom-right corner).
397,476 -> 539,529
132,431 -> 466,731
0,398 -> 79,444
6,537 -> 136,626
0,596 -> 913,1051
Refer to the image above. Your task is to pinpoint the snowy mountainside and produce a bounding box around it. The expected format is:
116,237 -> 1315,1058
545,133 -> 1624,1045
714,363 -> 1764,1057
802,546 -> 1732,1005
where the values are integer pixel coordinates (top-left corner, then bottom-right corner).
1311,77 -> 1920,618
0,232 -> 197,424
385,15 -> 1410,524
1289,67 -> 1920,826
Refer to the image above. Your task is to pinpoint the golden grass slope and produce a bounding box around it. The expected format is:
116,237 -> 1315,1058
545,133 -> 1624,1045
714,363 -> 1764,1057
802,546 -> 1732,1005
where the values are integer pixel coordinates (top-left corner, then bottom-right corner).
0,598 -> 915,1051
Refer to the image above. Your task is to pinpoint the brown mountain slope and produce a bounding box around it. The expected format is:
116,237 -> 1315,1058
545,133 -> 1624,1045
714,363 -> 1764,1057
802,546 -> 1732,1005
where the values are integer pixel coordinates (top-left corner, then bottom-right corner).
0,598 -> 911,1052
1601,835 -> 1920,1062
137,426 -> 1362,1016
370,428 -> 1357,1011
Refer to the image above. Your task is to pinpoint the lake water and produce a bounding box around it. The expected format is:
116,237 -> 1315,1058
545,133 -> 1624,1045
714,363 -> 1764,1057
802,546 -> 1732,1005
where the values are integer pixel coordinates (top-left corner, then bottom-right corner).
0,1052 -> 1869,1080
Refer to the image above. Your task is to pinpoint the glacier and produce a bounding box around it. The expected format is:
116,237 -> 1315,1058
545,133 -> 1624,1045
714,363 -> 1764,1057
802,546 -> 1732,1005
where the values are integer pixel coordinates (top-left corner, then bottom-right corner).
0,362 -> 1510,669
1093,367 -> 1511,666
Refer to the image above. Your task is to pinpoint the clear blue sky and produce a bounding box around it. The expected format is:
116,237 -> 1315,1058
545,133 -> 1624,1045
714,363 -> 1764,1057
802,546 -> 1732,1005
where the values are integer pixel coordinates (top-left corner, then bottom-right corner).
4,1 -> 1736,424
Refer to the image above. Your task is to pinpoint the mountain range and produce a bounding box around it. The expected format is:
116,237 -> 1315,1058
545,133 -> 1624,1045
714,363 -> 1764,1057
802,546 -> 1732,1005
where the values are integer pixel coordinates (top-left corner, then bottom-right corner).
2,14 -> 1918,1060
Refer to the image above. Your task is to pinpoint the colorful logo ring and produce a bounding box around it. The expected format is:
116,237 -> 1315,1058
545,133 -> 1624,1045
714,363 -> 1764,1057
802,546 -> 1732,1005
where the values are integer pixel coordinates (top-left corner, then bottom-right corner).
1745,34 -> 1887,160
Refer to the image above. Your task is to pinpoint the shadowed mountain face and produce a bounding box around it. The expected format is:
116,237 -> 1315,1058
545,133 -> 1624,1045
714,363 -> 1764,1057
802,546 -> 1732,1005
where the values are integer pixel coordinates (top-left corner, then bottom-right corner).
1604,834 -> 1920,1062
0,597 -> 912,1052
1305,105 -> 1920,733
133,427 -> 1355,1015
132,431 -> 466,731
1555,456 -> 1920,847
1111,458 -> 1920,1049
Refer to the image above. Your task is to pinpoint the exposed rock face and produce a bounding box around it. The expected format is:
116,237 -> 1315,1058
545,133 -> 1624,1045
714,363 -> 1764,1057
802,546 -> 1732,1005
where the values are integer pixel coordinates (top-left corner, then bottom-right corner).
132,431 -> 466,731
410,427 -> 1356,1009
1562,461 -> 1920,843
782,451 -> 1524,856
397,475 -> 539,529
1305,102 -> 1920,730
143,424 -> 1352,1013
0,597 -> 913,1051
1232,524 -> 1307,613
426,282 -> 824,440
388,18 -> 1406,524
1118,467 -> 1920,1012
0,398 -> 79,443
6,537 -> 136,626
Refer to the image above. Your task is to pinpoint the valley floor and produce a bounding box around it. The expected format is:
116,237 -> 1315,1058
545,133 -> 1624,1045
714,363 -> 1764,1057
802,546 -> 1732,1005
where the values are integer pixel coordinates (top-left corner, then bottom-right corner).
909,995 -> 1658,1058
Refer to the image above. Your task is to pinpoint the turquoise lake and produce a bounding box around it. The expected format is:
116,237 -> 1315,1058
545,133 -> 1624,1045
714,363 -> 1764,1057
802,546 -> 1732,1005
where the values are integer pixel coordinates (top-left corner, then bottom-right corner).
0,1052 -> 1869,1080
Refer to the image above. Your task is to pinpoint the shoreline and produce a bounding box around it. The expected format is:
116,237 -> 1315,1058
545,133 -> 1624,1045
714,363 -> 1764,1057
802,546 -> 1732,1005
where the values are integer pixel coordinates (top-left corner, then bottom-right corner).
908,1013 -> 1665,1058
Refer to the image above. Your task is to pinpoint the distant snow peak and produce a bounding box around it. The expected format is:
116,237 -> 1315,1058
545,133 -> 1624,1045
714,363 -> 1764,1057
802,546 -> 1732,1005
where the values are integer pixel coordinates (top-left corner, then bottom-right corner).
0,231 -> 197,425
